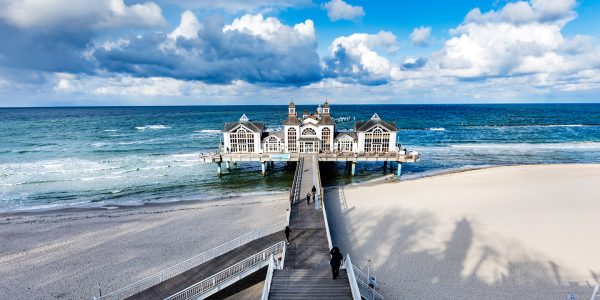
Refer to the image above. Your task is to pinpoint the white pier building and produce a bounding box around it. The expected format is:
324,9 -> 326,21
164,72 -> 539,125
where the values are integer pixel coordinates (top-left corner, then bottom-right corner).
203,101 -> 419,176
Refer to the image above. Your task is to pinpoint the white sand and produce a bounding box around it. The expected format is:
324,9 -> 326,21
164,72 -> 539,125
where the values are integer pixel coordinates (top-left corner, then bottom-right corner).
325,164 -> 600,300
0,194 -> 287,299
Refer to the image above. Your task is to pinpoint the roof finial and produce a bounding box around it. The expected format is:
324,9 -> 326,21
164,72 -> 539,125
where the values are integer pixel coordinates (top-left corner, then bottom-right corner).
371,113 -> 380,120
240,114 -> 249,122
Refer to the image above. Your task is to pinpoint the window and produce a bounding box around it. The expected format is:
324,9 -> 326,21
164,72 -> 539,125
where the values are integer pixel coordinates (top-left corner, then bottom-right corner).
265,136 -> 281,152
364,127 -> 389,152
287,128 -> 297,152
321,128 -> 331,151
230,127 -> 255,153
336,137 -> 353,152
302,128 -> 316,136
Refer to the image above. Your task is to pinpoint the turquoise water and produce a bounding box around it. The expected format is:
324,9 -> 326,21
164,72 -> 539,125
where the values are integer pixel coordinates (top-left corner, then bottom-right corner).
1,104 -> 600,212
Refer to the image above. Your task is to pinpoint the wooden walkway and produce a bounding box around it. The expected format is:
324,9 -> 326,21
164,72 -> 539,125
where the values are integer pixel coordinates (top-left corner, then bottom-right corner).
271,155 -> 352,299
128,232 -> 284,300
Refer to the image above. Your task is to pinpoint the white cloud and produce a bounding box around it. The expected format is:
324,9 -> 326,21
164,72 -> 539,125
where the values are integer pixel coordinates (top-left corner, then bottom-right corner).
429,0 -> 599,81
168,10 -> 202,40
160,0 -> 311,13
322,0 -> 365,21
410,26 -> 432,47
0,0 -> 166,29
324,31 -> 401,84
223,13 -> 316,44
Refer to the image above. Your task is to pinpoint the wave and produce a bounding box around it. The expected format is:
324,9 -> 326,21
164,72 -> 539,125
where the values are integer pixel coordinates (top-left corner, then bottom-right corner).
103,129 -> 118,132
428,127 -> 445,131
447,142 -> 600,150
194,129 -> 221,134
136,125 -> 171,130
468,124 -> 595,129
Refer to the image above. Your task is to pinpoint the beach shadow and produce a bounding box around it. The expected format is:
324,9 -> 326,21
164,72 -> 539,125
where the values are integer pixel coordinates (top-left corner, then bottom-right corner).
324,186 -> 598,300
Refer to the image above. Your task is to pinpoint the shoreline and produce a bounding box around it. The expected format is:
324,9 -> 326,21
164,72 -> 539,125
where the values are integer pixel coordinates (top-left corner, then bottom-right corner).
4,162 -> 599,216
0,192 -> 288,299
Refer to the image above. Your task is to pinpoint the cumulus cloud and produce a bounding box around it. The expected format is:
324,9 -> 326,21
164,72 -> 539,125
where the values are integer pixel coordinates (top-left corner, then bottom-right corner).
429,0 -> 599,81
0,0 -> 166,29
322,0 -> 365,21
94,13 -> 321,85
410,26 -> 432,47
0,0 -> 166,75
161,0 -> 311,13
324,31 -> 400,85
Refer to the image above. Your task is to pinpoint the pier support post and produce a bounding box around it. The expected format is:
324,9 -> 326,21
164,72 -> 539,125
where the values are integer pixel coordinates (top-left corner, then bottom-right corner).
217,162 -> 222,176
383,161 -> 387,169
396,163 -> 402,178
225,161 -> 230,170
351,162 -> 356,176
261,162 -> 266,176
234,161 -> 237,166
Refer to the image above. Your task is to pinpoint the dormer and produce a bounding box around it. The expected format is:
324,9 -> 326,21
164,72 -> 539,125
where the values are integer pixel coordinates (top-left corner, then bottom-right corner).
303,109 -> 309,118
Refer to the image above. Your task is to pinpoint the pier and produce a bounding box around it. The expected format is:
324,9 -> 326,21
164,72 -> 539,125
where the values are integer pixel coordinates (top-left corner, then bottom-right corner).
200,150 -> 419,177
99,102 -> 414,299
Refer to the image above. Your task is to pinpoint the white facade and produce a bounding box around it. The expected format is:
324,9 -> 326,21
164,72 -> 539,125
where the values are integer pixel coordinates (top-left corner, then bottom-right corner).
223,103 -> 398,154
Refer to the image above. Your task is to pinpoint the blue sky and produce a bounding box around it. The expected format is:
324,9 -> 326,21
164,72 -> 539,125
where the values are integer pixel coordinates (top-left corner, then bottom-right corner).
0,0 -> 599,106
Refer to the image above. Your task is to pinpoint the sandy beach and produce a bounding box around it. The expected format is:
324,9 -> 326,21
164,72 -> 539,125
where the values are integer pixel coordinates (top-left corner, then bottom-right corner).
0,194 -> 288,299
326,164 -> 600,300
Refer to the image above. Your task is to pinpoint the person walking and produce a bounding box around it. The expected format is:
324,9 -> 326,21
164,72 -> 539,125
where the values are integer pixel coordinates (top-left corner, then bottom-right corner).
306,193 -> 311,205
284,226 -> 291,244
330,247 -> 344,279
311,185 -> 317,196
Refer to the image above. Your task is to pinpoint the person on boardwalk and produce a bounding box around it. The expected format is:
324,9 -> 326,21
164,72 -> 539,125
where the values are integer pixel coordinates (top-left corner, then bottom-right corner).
306,193 -> 311,205
311,185 -> 317,196
330,247 -> 344,279
284,226 -> 291,244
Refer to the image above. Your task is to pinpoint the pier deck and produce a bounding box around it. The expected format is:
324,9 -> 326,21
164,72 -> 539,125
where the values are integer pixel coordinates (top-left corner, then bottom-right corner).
200,151 -> 419,163
128,232 -> 284,300
269,155 -> 353,299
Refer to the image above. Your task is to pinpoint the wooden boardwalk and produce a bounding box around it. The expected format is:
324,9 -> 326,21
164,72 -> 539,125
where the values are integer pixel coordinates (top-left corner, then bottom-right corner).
271,155 -> 352,299
128,232 -> 284,300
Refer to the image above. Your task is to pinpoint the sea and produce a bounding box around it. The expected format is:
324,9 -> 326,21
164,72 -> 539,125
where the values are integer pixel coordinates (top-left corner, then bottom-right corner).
1,104 -> 600,212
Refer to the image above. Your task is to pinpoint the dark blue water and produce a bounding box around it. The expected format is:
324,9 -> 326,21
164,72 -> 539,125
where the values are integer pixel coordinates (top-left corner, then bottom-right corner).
1,104 -> 600,212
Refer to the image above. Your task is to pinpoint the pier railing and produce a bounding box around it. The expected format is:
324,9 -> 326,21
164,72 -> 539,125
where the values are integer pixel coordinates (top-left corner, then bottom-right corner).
344,255 -> 384,300
94,221 -> 286,300
289,157 -> 304,204
592,285 -> 599,300
165,242 -> 286,300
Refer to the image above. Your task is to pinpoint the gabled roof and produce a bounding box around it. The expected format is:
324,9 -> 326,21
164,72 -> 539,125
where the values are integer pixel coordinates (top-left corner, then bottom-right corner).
224,115 -> 264,133
354,113 -> 397,132
262,131 -> 284,140
334,131 -> 357,140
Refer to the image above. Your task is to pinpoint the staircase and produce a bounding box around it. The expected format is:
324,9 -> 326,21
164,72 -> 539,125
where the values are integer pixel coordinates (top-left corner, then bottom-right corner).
269,268 -> 352,300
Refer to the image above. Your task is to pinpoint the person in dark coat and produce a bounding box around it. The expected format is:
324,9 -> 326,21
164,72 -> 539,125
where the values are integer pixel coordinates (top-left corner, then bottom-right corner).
330,247 -> 344,279
284,226 -> 291,244
306,193 -> 311,205
311,185 -> 317,195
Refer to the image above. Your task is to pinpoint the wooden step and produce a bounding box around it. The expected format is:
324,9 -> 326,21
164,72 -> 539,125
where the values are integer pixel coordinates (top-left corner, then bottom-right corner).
269,269 -> 352,300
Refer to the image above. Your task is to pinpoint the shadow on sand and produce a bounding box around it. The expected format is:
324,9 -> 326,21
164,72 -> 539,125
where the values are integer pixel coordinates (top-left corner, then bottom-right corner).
324,186 -> 599,300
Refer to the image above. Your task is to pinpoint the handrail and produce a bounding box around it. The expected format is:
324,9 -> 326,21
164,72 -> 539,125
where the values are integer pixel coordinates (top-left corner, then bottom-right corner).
343,255 -> 384,300
94,221 -> 286,300
592,284 -> 599,300
261,255 -> 276,300
344,255 -> 363,300
321,187 -> 334,252
165,242 -> 286,300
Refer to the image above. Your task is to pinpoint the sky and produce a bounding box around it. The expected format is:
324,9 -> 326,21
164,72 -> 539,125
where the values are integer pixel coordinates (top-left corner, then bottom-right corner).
0,0 -> 599,106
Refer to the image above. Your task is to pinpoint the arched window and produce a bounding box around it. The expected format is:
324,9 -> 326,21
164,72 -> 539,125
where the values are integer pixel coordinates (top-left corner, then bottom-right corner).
265,136 -> 281,152
364,126 -> 389,153
230,127 -> 255,152
302,128 -> 316,136
287,128 -> 297,152
322,128 -> 331,151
